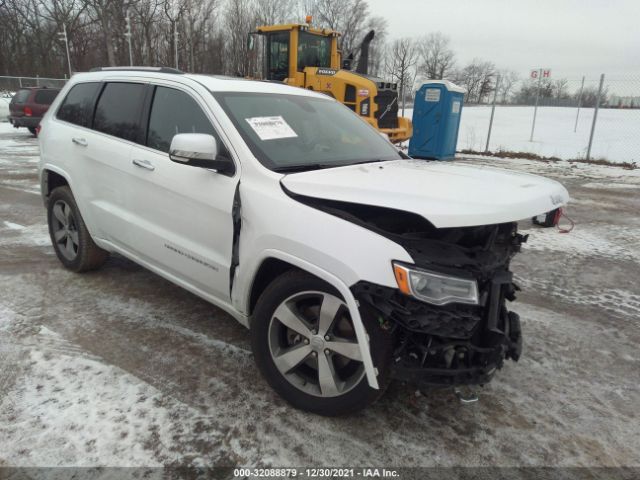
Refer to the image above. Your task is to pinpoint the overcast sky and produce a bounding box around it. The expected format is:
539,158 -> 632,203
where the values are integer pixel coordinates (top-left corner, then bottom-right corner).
368,0 -> 640,80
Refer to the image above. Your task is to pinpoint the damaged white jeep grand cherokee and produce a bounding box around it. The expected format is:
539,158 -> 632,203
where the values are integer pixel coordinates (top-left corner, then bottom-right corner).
39,68 -> 569,415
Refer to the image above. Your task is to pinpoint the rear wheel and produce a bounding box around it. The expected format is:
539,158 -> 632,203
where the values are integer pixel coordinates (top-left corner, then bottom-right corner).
251,271 -> 393,416
28,127 -> 37,136
47,186 -> 109,272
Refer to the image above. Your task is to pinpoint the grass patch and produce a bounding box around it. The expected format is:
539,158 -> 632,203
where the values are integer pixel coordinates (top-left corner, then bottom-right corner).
458,149 -> 638,170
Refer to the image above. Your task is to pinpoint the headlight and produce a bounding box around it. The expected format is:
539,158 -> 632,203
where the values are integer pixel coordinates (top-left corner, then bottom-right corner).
393,262 -> 479,306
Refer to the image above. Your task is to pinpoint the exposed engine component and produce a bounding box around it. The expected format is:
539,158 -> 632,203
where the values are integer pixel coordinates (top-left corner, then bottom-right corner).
315,199 -> 529,387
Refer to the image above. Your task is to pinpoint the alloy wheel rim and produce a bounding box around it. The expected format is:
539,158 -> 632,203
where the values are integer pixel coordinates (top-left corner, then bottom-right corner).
51,200 -> 79,261
268,291 -> 365,398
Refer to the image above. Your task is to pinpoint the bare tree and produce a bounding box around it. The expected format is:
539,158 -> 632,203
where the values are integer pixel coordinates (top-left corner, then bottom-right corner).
416,32 -> 455,80
384,37 -> 417,115
497,69 -> 519,103
255,0 -> 295,24
454,58 -> 496,103
224,0 -> 257,76
552,78 -> 569,99
314,0 -> 369,59
82,0 -> 127,66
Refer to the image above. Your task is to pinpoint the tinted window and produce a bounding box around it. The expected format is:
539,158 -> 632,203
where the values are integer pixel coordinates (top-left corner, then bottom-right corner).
297,32 -> 331,71
34,89 -> 59,104
267,32 -> 289,81
93,82 -> 145,142
12,89 -> 30,104
147,86 -> 217,153
57,83 -> 101,127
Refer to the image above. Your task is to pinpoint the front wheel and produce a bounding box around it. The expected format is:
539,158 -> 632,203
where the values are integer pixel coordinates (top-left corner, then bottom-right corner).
251,271 -> 393,416
28,127 -> 37,136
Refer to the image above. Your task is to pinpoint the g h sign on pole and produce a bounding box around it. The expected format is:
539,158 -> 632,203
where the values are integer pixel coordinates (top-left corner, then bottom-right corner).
529,68 -> 551,142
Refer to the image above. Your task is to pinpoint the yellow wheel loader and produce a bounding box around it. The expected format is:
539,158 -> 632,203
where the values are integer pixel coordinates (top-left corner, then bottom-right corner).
249,20 -> 412,143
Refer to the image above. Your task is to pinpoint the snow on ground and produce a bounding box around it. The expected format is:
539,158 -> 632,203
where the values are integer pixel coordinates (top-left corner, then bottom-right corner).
403,105 -> 640,164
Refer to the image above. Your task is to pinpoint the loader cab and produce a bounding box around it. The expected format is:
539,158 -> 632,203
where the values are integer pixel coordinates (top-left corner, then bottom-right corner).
251,23 -> 340,83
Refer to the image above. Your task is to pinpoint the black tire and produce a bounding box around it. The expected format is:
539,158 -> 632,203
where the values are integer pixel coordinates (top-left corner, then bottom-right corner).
47,186 -> 109,272
28,127 -> 37,136
250,270 -> 394,416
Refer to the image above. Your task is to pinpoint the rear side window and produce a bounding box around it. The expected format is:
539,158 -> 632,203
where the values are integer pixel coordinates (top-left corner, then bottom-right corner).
146,86 -> 217,153
11,89 -> 30,104
34,89 -> 59,104
57,83 -> 101,127
93,82 -> 145,142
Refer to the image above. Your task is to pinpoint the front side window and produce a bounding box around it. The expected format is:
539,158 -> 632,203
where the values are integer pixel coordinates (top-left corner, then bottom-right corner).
93,82 -> 145,142
57,82 -> 101,127
146,86 -> 218,153
267,32 -> 289,81
297,32 -> 331,71
214,92 -> 401,172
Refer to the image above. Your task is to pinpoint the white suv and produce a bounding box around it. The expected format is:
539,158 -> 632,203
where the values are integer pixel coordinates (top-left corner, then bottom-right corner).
38,67 -> 569,415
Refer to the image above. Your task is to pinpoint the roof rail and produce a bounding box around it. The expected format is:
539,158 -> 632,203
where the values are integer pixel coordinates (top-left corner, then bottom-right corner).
89,66 -> 184,74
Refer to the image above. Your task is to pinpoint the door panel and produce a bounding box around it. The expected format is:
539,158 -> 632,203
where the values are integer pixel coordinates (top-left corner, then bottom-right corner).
78,82 -> 146,245
127,146 -> 237,300
126,85 -> 238,301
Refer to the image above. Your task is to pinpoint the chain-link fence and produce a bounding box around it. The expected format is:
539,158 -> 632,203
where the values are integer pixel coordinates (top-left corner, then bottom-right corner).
0,75 -> 68,95
455,73 -> 640,166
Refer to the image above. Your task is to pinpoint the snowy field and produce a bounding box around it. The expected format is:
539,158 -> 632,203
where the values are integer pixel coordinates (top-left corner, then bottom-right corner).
0,122 -> 639,472
403,105 -> 640,164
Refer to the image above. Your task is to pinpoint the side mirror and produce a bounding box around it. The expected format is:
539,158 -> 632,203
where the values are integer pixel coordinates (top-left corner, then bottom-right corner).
169,133 -> 234,175
342,53 -> 354,71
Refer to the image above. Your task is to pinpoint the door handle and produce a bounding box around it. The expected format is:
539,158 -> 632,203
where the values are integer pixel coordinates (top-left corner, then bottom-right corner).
132,158 -> 155,171
71,137 -> 88,147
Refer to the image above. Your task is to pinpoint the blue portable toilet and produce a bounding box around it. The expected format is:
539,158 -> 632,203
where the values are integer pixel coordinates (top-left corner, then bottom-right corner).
409,80 -> 465,160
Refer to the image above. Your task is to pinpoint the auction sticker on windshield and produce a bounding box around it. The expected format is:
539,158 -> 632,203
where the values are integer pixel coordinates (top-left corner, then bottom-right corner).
246,116 -> 298,141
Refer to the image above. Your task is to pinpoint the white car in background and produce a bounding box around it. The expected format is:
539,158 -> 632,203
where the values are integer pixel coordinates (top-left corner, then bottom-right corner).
0,91 -> 13,121
38,67 -> 569,415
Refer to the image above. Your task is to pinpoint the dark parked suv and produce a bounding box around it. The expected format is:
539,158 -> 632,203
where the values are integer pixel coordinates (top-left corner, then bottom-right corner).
9,87 -> 60,135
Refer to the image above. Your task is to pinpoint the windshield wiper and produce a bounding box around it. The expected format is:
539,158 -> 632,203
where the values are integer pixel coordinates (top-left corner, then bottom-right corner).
272,163 -> 336,173
273,158 -> 396,173
345,159 -> 391,166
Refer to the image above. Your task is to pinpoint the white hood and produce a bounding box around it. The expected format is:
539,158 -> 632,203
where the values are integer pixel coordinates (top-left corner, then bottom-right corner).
281,159 -> 570,228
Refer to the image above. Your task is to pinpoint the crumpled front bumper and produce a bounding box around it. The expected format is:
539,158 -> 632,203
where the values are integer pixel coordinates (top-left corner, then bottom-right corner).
353,270 -> 523,387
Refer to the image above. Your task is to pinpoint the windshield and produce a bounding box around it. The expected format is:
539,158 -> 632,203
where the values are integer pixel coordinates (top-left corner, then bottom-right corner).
213,92 -> 402,171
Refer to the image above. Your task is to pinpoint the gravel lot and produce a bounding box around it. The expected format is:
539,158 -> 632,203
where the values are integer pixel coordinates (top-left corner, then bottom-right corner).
0,122 -> 639,470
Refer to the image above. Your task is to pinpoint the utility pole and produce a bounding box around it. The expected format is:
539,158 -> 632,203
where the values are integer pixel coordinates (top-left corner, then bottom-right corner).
586,74 -> 605,161
529,68 -> 542,142
574,76 -> 585,133
174,21 -> 179,70
485,75 -> 500,152
58,23 -> 72,78
125,10 -> 133,66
